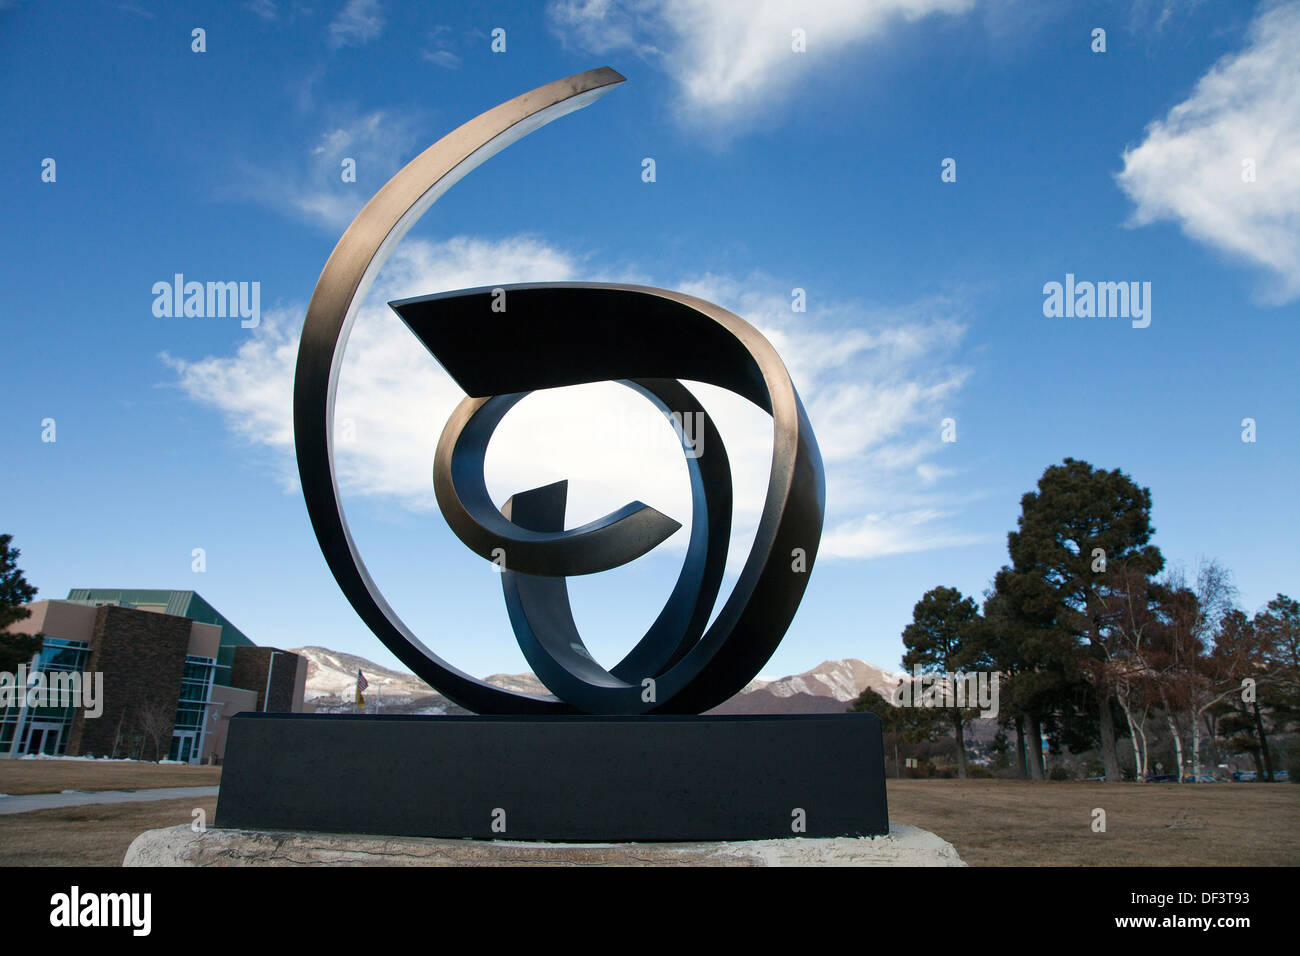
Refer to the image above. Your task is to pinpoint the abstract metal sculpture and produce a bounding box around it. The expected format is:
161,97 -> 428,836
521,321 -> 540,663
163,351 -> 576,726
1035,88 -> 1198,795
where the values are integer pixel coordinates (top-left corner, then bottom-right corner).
294,68 -> 825,716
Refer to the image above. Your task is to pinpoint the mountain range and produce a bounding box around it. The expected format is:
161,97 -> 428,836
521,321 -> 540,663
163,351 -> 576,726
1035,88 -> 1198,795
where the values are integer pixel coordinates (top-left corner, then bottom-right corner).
291,645 -> 907,716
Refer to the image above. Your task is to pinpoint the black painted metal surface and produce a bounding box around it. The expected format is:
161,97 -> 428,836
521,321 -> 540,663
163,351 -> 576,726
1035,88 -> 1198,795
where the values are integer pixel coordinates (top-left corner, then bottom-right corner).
292,66 -> 827,716
398,286 -> 824,715
214,713 -> 889,842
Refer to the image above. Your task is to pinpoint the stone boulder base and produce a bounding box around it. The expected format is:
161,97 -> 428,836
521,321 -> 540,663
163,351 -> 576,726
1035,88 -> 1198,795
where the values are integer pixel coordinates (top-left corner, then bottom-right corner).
124,823 -> 965,866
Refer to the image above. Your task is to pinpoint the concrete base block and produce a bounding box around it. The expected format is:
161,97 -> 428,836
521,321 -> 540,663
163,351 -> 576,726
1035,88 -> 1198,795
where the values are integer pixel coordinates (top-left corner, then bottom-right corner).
124,823 -> 965,867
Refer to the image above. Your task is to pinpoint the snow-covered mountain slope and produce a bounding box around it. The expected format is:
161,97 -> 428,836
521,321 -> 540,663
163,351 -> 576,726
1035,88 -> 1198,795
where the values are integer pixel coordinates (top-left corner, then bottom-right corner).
295,646 -> 905,715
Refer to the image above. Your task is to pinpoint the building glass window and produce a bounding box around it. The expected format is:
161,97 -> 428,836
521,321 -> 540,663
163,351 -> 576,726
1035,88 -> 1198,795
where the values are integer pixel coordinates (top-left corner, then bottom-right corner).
0,638 -> 90,757
168,655 -> 216,763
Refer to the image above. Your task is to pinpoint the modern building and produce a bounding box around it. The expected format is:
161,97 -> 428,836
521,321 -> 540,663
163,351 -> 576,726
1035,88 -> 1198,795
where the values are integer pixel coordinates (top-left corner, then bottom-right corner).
0,590 -> 305,763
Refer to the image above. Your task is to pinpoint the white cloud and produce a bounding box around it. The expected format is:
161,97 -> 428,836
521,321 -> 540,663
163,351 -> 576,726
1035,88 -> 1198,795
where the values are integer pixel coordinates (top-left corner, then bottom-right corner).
166,236 -> 975,563
822,508 -> 982,558
670,273 -> 972,557
1117,1 -> 1300,303
1125,0 -> 1207,35
422,26 -> 462,69
328,0 -> 385,50
423,48 -> 461,69
547,0 -> 977,129
245,0 -> 277,21
243,109 -> 422,230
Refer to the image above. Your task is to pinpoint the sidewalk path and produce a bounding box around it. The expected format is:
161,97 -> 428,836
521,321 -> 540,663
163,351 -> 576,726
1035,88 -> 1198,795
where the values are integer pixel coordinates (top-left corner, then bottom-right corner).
0,786 -> 218,815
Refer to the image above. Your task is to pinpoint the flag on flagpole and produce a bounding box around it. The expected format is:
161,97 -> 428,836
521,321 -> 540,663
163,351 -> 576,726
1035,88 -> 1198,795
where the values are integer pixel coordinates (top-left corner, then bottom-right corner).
356,668 -> 368,708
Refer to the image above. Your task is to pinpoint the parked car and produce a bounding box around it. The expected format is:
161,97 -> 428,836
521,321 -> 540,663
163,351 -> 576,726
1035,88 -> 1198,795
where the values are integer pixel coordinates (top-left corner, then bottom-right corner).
1233,770 -> 1258,782
1145,773 -> 1177,783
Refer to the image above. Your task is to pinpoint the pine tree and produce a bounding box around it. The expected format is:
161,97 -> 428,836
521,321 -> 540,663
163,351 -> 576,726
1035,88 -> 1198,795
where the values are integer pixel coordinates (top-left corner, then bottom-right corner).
899,586 -> 983,778
0,534 -> 42,673
998,459 -> 1163,781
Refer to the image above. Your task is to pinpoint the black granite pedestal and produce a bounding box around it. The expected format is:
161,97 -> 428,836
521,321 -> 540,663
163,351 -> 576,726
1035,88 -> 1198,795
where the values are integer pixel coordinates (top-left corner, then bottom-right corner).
214,712 -> 888,842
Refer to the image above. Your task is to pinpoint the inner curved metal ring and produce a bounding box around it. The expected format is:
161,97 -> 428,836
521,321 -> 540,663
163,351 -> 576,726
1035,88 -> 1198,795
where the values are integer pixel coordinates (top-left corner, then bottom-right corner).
393,282 -> 826,715
437,378 -> 731,714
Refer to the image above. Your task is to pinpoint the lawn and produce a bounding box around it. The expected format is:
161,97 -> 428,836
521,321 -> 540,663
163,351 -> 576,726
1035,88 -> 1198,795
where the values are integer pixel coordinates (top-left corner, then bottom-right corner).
0,759 -> 221,795
887,778 -> 1300,866
0,766 -> 1296,866
0,797 -> 217,866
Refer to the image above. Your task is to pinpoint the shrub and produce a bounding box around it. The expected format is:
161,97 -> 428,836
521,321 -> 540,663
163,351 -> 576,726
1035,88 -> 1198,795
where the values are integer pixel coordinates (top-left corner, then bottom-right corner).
1281,743 -> 1300,784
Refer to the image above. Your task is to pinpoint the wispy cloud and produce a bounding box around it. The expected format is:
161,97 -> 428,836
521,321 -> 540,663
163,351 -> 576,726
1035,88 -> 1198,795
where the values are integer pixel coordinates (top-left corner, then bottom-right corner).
822,508 -> 982,559
422,25 -> 462,70
240,108 -> 423,230
328,0 -> 385,50
109,1 -> 156,18
165,236 -> 976,564
1125,0 -> 1206,35
1117,0 -> 1300,304
423,48 -> 461,69
546,0 -> 977,133
245,0 -> 278,21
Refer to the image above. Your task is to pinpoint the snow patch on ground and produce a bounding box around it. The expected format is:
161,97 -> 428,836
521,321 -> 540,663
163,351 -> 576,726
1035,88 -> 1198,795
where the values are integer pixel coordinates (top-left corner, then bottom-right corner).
17,754 -> 154,762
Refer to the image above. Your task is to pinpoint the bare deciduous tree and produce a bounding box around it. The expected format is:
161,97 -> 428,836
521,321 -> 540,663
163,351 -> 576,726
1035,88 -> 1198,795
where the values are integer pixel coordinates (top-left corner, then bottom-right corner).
132,701 -> 175,762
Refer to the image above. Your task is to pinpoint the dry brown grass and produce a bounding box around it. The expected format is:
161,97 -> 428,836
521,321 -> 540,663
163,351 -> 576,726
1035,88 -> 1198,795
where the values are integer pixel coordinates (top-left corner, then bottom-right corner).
0,760 -> 220,795
888,778 -> 1300,866
0,775 -> 1295,866
0,797 -> 217,866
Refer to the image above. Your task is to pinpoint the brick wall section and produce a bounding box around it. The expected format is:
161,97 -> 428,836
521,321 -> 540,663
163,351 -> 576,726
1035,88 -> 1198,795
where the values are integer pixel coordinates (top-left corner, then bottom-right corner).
67,605 -> 190,758
230,647 -> 300,712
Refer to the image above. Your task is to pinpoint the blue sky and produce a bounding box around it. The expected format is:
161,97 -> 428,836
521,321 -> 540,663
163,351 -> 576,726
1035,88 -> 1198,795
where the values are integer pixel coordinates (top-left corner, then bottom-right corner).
2,0 -> 1297,684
